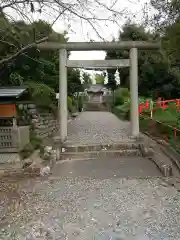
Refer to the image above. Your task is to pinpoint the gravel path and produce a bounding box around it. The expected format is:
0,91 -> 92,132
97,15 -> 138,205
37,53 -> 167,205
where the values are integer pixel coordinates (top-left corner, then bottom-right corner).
0,112 -> 179,239
66,111 -> 132,145
0,173 -> 180,239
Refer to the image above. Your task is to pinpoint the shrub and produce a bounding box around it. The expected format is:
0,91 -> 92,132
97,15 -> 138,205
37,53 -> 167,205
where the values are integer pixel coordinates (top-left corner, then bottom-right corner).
114,95 -> 124,106
25,81 -> 56,111
114,88 -> 130,106
30,132 -> 43,150
68,96 -> 73,113
20,143 -> 34,160
20,132 -> 43,160
78,95 -> 84,111
119,88 -> 130,98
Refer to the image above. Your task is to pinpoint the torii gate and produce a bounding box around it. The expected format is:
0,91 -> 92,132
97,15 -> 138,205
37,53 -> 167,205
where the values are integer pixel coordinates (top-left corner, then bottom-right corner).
38,41 -> 160,141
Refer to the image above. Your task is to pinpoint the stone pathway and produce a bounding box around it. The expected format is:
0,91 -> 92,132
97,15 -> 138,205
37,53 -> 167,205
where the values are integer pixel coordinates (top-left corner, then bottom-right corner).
66,111 -> 133,146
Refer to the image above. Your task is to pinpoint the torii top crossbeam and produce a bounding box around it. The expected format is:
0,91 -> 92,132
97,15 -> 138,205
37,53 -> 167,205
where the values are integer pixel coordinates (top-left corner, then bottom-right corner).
38,41 -> 160,51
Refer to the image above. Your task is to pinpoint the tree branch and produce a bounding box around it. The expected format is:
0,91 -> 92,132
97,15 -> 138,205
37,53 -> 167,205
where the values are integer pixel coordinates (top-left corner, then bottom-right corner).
0,36 -> 48,66
1,1 -> 27,10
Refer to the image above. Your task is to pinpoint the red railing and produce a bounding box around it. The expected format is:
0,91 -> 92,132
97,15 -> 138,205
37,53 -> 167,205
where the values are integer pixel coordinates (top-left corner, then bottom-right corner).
139,98 -> 180,150
139,98 -> 180,114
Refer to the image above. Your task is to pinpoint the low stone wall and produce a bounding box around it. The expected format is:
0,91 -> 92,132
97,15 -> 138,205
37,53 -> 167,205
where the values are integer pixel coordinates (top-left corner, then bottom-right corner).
31,113 -> 59,139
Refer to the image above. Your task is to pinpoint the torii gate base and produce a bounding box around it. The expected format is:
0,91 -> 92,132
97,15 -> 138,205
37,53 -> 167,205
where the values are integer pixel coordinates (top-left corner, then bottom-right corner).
38,41 -> 160,142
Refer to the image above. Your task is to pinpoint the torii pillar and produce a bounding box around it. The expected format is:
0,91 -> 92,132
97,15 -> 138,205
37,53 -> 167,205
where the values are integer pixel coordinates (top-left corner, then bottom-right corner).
130,47 -> 139,137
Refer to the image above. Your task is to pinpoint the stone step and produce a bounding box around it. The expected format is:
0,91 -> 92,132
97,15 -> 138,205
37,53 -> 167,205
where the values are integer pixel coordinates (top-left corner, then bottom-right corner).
56,144 -> 154,161
59,149 -> 142,160
84,103 -> 108,112
62,142 -> 140,152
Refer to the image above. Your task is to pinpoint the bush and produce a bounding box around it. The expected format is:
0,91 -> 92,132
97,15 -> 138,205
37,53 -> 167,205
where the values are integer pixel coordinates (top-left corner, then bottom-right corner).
20,132 -> 43,160
119,88 -> 130,98
20,143 -> 34,160
30,132 -> 43,150
78,96 -> 84,112
25,81 -> 56,111
114,88 -> 130,106
68,96 -> 73,113
114,95 -> 124,106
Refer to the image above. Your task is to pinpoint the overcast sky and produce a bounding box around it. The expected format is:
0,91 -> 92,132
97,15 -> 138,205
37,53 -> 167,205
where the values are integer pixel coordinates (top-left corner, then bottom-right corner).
5,0 -> 150,63
53,0 -> 150,61
5,0 -> 151,80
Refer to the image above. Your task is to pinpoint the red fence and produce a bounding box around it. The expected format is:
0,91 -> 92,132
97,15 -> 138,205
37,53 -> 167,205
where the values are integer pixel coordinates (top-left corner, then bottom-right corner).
139,98 -> 180,114
139,98 -> 180,150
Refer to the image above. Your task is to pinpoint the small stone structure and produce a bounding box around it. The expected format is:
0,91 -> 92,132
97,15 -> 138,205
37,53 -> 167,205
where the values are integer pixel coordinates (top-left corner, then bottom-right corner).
87,84 -> 107,104
0,87 -> 30,153
0,126 -> 29,153
0,87 -> 59,153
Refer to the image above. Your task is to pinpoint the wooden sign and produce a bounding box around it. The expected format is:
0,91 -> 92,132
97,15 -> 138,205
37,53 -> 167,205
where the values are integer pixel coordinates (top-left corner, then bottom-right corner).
0,104 -> 16,117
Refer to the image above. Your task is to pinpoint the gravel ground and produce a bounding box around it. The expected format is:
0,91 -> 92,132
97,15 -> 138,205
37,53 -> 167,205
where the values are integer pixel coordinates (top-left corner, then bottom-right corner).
0,174 -> 180,240
0,112 -> 179,239
66,111 -> 133,145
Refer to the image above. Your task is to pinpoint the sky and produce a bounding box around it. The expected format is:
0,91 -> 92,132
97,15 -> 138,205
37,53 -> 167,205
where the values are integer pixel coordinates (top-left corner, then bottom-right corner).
52,0 -> 150,61
5,0 -> 151,63
52,0 -> 150,81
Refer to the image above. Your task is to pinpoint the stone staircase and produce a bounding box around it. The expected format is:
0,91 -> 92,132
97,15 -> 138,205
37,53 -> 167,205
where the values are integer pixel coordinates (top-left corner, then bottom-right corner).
84,102 -> 108,111
53,135 -> 175,177
55,140 -> 154,161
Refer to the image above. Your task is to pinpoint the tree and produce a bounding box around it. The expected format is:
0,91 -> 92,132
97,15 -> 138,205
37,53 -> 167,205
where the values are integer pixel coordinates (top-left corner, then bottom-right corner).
0,18 -> 84,97
83,72 -> 92,89
68,69 -> 83,96
150,0 -> 180,30
0,0 -> 132,65
95,73 -> 104,84
106,23 -> 180,99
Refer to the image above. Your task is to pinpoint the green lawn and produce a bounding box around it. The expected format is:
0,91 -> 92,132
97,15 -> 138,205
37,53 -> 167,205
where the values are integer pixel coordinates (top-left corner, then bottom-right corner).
153,103 -> 179,127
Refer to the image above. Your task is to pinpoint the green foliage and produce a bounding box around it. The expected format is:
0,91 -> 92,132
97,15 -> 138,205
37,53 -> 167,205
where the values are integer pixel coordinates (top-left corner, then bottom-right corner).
0,17 -> 84,100
67,96 -> 73,113
113,88 -> 130,106
68,69 -> 83,96
20,142 -> 34,160
106,23 -> 180,99
30,132 -> 43,150
114,95 -> 124,106
77,95 -> 84,112
26,81 -> 56,111
114,93 -> 124,106
112,100 -> 130,120
119,88 -> 130,98
20,131 -> 43,159
95,73 -> 104,84
83,72 -> 92,89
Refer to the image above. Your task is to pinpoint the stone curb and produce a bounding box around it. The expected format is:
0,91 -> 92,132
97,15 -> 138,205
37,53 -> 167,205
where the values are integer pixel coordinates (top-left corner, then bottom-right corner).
160,146 -> 180,173
148,155 -> 172,177
142,131 -> 179,177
